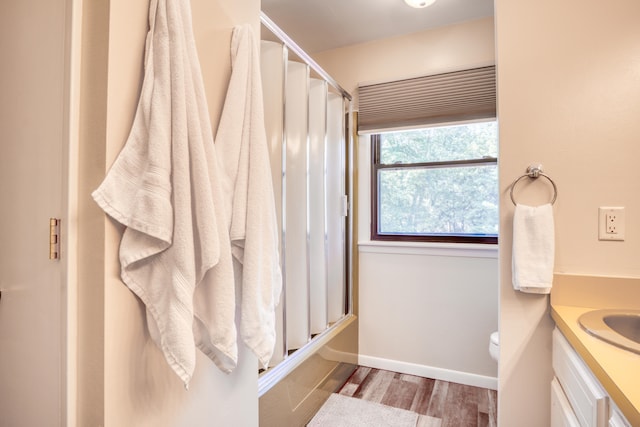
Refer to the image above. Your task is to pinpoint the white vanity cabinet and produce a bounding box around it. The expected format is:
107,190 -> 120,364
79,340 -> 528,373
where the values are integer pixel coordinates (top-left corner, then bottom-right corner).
552,328 -> 633,427
609,401 -> 632,427
551,376 -> 581,426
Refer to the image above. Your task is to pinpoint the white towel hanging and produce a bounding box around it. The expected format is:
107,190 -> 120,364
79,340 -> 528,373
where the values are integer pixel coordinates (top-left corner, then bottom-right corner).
91,0 -> 237,386
512,203 -> 555,294
215,24 -> 283,369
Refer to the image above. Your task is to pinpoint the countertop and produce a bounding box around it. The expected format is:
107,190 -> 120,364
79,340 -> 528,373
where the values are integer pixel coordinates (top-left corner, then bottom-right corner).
551,304 -> 640,426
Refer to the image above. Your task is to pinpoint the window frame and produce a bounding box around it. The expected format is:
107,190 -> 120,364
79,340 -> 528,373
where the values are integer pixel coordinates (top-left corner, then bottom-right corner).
370,132 -> 499,245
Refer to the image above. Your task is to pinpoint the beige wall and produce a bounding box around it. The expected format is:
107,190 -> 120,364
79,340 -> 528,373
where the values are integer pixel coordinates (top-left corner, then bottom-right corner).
315,18 -> 499,387
313,17 -> 495,108
76,0 -> 108,423
78,0 -> 261,425
495,0 -> 640,425
358,246 -> 498,386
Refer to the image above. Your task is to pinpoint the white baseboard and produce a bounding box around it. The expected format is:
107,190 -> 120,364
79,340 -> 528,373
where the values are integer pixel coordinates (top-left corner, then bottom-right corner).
358,354 -> 498,391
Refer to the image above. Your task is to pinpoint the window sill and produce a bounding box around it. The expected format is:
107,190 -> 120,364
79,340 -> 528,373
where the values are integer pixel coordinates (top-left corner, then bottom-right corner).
358,239 -> 499,259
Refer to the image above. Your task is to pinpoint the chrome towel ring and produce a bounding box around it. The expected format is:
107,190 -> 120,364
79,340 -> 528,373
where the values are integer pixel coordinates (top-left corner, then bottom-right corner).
510,164 -> 558,206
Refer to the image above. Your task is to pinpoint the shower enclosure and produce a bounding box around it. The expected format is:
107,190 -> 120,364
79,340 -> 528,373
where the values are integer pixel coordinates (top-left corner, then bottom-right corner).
258,13 -> 358,426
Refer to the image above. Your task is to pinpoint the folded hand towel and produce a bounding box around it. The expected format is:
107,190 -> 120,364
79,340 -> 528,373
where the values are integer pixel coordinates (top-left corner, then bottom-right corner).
214,24 -> 283,369
91,0 -> 236,386
512,203 -> 555,294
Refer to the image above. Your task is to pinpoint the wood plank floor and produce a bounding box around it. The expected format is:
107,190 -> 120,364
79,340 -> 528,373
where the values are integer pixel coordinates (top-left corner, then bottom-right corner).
337,367 -> 497,427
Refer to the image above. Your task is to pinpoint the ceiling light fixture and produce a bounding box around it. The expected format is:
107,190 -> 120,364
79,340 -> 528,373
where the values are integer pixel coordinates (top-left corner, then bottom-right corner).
404,0 -> 436,8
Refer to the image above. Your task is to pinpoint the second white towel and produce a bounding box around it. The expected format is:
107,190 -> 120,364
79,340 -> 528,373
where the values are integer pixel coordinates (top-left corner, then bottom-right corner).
215,24 -> 283,369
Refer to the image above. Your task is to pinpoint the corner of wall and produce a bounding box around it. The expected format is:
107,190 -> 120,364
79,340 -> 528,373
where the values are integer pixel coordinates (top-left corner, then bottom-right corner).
76,0 -> 110,424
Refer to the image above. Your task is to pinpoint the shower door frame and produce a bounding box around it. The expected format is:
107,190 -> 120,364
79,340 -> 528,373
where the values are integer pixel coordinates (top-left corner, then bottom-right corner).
258,12 -> 357,426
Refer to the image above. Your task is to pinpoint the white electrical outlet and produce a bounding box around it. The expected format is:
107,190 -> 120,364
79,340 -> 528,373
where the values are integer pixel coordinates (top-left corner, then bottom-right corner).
598,207 -> 625,241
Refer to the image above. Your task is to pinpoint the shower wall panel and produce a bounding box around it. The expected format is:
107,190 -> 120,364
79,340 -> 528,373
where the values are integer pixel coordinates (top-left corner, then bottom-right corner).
308,78 -> 329,335
260,40 -> 286,366
284,60 -> 310,350
326,93 -> 346,323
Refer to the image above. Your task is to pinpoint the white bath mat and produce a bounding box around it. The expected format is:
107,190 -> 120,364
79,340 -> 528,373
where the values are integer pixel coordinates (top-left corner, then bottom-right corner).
307,393 -> 419,427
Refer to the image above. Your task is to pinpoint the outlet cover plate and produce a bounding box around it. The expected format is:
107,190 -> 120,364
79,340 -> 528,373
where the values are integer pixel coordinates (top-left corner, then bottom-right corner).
598,207 -> 625,241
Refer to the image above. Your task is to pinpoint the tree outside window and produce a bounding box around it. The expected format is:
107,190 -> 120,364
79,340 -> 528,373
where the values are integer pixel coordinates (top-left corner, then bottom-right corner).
372,121 -> 498,244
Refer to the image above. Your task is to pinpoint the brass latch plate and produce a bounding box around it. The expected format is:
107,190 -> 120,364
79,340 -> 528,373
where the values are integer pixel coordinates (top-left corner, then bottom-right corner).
50,218 -> 60,260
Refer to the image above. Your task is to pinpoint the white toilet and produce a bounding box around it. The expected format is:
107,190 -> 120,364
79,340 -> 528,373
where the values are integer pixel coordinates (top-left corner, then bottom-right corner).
489,331 -> 499,362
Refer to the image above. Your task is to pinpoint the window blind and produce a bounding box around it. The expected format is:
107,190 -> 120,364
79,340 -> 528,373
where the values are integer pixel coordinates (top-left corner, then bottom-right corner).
358,65 -> 496,133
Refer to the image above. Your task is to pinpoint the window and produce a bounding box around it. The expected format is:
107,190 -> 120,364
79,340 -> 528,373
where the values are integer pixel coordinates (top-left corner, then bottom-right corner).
371,121 -> 498,244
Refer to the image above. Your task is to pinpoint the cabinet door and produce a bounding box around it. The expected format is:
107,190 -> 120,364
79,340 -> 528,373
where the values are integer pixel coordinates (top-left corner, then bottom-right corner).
552,377 -> 581,427
552,329 -> 608,427
609,402 -> 631,427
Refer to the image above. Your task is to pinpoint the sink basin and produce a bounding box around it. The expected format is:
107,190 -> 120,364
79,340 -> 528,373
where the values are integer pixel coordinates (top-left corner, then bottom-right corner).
578,309 -> 640,355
